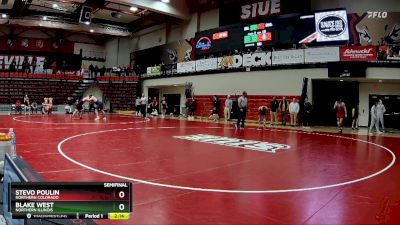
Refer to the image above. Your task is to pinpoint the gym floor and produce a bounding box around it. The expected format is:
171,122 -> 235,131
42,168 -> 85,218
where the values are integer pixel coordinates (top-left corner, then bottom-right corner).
3,114 -> 400,224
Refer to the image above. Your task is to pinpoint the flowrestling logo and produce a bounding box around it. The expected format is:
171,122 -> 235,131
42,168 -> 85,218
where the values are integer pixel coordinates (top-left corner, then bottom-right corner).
174,134 -> 290,153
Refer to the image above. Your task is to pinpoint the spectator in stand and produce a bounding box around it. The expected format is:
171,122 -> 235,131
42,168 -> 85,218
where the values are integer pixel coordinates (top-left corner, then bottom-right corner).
15,100 -> 22,114
31,57 -> 37,74
289,98 -> 300,126
224,95 -> 232,122
236,91 -> 248,130
31,101 -> 38,114
89,64 -> 94,78
279,97 -> 289,126
270,96 -> 279,126
9,59 -> 16,72
161,97 -> 168,118
94,65 -> 99,78
210,95 -> 220,122
61,60 -> 67,74
302,97 -> 312,128
100,65 -> 106,76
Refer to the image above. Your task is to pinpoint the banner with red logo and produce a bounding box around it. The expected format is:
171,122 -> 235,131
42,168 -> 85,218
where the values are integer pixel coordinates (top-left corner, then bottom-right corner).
340,46 -> 377,61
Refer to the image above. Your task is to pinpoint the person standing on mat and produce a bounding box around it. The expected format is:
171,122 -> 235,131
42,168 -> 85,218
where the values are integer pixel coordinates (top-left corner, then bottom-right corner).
376,99 -> 386,132
224,95 -> 233,122
369,101 -> 381,134
270,96 -> 279,126
139,93 -> 147,118
236,91 -> 248,129
352,104 -> 359,130
83,95 -> 106,121
334,99 -> 347,134
161,97 -> 168,118
279,97 -> 289,126
289,98 -> 299,126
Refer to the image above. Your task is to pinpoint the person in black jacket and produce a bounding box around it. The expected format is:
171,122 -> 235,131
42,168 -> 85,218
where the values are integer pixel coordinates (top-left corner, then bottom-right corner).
302,97 -> 312,127
210,95 -> 220,122
270,96 -> 279,126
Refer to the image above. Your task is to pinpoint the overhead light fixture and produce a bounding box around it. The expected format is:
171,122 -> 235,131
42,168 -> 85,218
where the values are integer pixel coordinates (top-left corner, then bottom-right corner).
1,14 -> 7,19
90,29 -> 94,33
340,79 -> 344,82
379,80 -> 383,83
85,21 -> 90,25
52,3 -> 58,8
130,6 -> 138,12
42,16 -> 47,20
161,0 -> 170,3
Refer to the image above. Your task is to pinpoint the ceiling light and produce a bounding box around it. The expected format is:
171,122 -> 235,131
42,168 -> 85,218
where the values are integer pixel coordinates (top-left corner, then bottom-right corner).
1,14 -> 7,19
84,21 -> 90,25
161,0 -> 170,3
52,3 -> 58,8
130,6 -> 138,11
340,80 -> 344,82
379,80 -> 382,83
42,16 -> 47,20
90,29 -> 94,33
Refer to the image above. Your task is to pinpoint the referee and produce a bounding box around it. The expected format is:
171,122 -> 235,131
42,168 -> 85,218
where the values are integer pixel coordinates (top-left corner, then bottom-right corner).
236,91 -> 248,129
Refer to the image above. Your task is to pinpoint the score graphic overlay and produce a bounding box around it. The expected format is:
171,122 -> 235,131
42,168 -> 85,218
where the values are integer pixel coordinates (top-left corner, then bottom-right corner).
244,23 -> 273,47
10,182 -> 132,220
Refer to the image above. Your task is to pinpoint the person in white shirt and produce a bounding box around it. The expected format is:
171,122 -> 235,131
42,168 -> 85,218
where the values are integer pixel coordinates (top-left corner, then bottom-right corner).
376,99 -> 386,132
224,95 -> 233,122
369,101 -> 381,134
236,91 -> 248,129
289,98 -> 299,126
139,93 -> 148,118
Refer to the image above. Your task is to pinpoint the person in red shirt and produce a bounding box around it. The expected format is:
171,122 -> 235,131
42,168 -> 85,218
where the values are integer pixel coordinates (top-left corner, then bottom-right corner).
333,99 -> 347,134
151,97 -> 159,116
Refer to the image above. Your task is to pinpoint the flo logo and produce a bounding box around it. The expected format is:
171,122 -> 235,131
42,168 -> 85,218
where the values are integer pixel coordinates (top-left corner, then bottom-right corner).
196,37 -> 212,51
174,134 -> 290,153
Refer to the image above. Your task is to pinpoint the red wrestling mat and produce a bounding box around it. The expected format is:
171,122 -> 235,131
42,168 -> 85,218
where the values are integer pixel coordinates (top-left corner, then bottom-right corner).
3,114 -> 400,225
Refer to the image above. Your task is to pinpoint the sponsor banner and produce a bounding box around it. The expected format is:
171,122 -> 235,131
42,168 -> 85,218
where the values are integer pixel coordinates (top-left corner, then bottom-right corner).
272,49 -> 304,65
165,64 -> 177,75
177,61 -> 196,73
146,66 -> 161,76
217,52 -> 272,69
195,58 -> 218,71
340,46 -> 377,61
304,47 -> 340,63
378,45 -> 400,61
315,10 -> 349,42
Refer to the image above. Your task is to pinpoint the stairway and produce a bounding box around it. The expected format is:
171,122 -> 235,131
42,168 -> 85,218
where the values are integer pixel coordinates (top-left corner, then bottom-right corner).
71,77 -> 95,98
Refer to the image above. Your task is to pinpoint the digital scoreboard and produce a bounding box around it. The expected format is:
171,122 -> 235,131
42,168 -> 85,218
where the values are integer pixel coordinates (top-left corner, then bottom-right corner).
243,23 -> 273,47
10,182 -> 132,220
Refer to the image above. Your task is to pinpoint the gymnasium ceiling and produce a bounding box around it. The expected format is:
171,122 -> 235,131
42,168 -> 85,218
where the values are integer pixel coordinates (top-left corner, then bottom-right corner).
0,0 -> 219,36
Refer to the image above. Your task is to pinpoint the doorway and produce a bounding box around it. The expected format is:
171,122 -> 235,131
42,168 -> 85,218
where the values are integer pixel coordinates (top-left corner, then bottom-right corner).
163,94 -> 181,115
312,80 -> 359,126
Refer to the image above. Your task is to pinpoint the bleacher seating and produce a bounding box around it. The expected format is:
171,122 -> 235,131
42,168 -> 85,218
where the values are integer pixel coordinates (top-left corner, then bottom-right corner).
0,74 -> 82,105
97,82 -> 138,110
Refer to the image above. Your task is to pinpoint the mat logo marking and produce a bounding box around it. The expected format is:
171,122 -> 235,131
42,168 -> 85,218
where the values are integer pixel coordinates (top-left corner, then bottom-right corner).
174,134 -> 290,153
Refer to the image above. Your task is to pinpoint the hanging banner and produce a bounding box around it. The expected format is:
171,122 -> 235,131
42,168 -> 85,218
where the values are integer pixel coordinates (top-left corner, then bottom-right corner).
340,46 -> 377,61
304,47 -> 339,63
315,10 -> 349,42
177,61 -> 196,73
272,49 -> 304,65
195,58 -> 218,71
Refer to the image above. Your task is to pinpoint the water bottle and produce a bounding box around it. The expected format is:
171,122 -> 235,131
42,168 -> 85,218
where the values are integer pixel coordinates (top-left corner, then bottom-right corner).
8,128 -> 16,158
